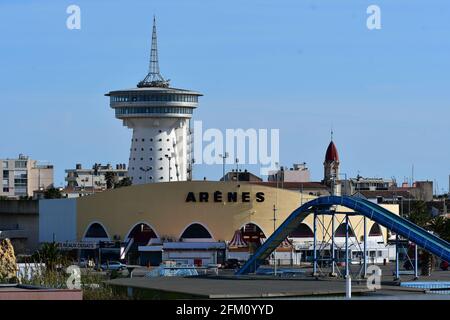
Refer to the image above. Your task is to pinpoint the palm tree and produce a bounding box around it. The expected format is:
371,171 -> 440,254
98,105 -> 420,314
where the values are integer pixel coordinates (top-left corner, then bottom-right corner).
32,242 -> 63,271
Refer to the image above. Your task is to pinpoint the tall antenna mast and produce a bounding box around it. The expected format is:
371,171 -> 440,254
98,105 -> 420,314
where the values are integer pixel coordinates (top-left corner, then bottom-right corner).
138,16 -> 170,88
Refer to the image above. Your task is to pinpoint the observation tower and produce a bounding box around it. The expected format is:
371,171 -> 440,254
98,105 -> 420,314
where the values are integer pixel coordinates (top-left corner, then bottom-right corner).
106,18 -> 202,184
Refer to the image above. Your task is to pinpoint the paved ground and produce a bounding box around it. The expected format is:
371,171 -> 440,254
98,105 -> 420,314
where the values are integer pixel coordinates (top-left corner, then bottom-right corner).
105,264 -> 450,299
107,276 -> 375,299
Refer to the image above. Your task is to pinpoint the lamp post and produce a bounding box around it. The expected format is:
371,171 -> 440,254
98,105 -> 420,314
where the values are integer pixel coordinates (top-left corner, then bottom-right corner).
219,152 -> 229,181
235,158 -> 239,182
273,204 -> 278,276
139,166 -> 151,183
164,155 -> 172,182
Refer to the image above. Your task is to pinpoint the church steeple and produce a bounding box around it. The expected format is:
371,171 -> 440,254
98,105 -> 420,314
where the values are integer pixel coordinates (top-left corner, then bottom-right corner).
323,133 -> 341,195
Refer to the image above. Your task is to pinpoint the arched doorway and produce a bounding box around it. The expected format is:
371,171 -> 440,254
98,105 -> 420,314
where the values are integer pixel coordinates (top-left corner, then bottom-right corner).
126,223 -> 158,246
289,223 -> 314,238
369,223 -> 382,237
180,223 -> 213,242
240,223 -> 266,253
83,222 -> 109,240
335,223 -> 356,238
125,223 -> 160,266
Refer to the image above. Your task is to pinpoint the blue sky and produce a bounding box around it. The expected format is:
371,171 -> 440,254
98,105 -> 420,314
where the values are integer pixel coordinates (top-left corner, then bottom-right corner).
0,0 -> 449,192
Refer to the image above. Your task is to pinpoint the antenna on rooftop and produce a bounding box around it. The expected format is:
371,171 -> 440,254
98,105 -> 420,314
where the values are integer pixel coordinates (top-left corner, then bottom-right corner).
138,16 -> 170,88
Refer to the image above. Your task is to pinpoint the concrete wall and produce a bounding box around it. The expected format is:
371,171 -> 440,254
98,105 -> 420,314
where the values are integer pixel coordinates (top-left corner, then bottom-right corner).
0,200 -> 39,254
39,198 -> 77,243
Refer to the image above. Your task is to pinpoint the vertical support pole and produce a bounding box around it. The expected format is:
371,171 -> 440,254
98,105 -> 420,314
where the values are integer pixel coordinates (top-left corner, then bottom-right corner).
414,244 -> 418,280
345,214 -> 349,279
331,213 -> 336,276
363,216 -> 367,278
313,211 -> 318,277
395,234 -> 400,281
345,275 -> 352,299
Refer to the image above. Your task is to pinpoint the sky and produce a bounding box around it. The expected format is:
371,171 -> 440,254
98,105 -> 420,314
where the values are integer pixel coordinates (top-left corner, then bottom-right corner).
0,0 -> 449,192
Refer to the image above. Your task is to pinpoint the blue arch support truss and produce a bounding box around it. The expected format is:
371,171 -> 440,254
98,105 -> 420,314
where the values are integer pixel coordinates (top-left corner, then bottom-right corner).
236,196 -> 450,275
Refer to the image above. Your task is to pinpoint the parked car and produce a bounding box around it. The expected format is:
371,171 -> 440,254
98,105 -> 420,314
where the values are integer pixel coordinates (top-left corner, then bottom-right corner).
100,261 -> 126,271
440,261 -> 449,271
221,259 -> 241,269
78,258 -> 95,268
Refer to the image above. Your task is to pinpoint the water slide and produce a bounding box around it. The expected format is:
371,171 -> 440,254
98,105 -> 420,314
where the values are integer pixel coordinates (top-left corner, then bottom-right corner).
236,195 -> 450,275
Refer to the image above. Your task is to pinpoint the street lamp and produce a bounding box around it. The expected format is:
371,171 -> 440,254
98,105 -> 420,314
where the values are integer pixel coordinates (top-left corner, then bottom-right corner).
139,166 -> 151,183
165,154 -> 172,182
219,152 -> 229,181
235,158 -> 239,182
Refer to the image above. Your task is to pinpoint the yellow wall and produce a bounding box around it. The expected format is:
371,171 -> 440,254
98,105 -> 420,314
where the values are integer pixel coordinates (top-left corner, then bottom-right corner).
76,181 -> 398,243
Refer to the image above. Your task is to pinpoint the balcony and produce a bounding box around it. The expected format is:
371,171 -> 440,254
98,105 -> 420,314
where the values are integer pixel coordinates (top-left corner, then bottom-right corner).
0,228 -> 27,239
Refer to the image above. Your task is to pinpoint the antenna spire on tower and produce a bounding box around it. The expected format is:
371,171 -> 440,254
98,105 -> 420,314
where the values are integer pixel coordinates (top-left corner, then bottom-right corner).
138,16 -> 170,88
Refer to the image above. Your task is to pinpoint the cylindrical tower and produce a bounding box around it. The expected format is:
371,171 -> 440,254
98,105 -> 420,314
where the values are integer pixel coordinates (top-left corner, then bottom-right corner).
106,18 -> 202,184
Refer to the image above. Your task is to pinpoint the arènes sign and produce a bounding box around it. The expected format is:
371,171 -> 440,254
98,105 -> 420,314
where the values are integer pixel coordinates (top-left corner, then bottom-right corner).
185,191 -> 265,203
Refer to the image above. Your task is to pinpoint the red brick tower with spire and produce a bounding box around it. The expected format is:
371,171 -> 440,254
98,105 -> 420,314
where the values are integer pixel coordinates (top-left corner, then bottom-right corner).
323,130 -> 341,195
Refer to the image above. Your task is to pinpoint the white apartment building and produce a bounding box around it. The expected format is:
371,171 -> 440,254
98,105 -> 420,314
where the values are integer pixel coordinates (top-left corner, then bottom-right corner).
65,163 -> 128,191
268,163 -> 311,183
1,154 -> 54,199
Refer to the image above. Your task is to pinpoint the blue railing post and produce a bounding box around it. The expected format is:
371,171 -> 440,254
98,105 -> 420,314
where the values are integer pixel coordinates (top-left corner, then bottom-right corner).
313,210 -> 318,277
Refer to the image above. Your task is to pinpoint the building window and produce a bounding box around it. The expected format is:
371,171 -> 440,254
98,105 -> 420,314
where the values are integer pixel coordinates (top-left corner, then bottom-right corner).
141,148 -> 144,151
14,161 -> 27,168
3,187 -> 9,192
149,158 -> 153,161
142,138 -> 145,142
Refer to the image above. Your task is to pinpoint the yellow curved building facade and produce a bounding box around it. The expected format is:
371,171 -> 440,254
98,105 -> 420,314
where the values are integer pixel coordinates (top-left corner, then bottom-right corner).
74,181 -> 396,242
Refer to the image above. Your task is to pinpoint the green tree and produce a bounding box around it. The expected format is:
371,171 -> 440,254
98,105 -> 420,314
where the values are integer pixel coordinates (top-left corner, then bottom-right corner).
44,187 -> 63,199
407,201 -> 431,228
429,216 -> 450,242
104,171 -> 116,189
114,177 -> 132,189
32,242 -> 65,271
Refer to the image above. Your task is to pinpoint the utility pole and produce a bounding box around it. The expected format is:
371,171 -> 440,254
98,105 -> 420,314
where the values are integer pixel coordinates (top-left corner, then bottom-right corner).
272,204 -> 277,276
165,155 -> 172,182
219,152 -> 229,181
235,158 -> 239,183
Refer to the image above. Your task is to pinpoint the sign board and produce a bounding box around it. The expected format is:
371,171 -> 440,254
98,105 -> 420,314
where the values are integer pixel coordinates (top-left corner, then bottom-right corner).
57,241 -> 98,250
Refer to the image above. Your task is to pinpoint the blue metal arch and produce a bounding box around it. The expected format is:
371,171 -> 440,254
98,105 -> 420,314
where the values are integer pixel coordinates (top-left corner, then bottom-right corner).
236,195 -> 450,275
